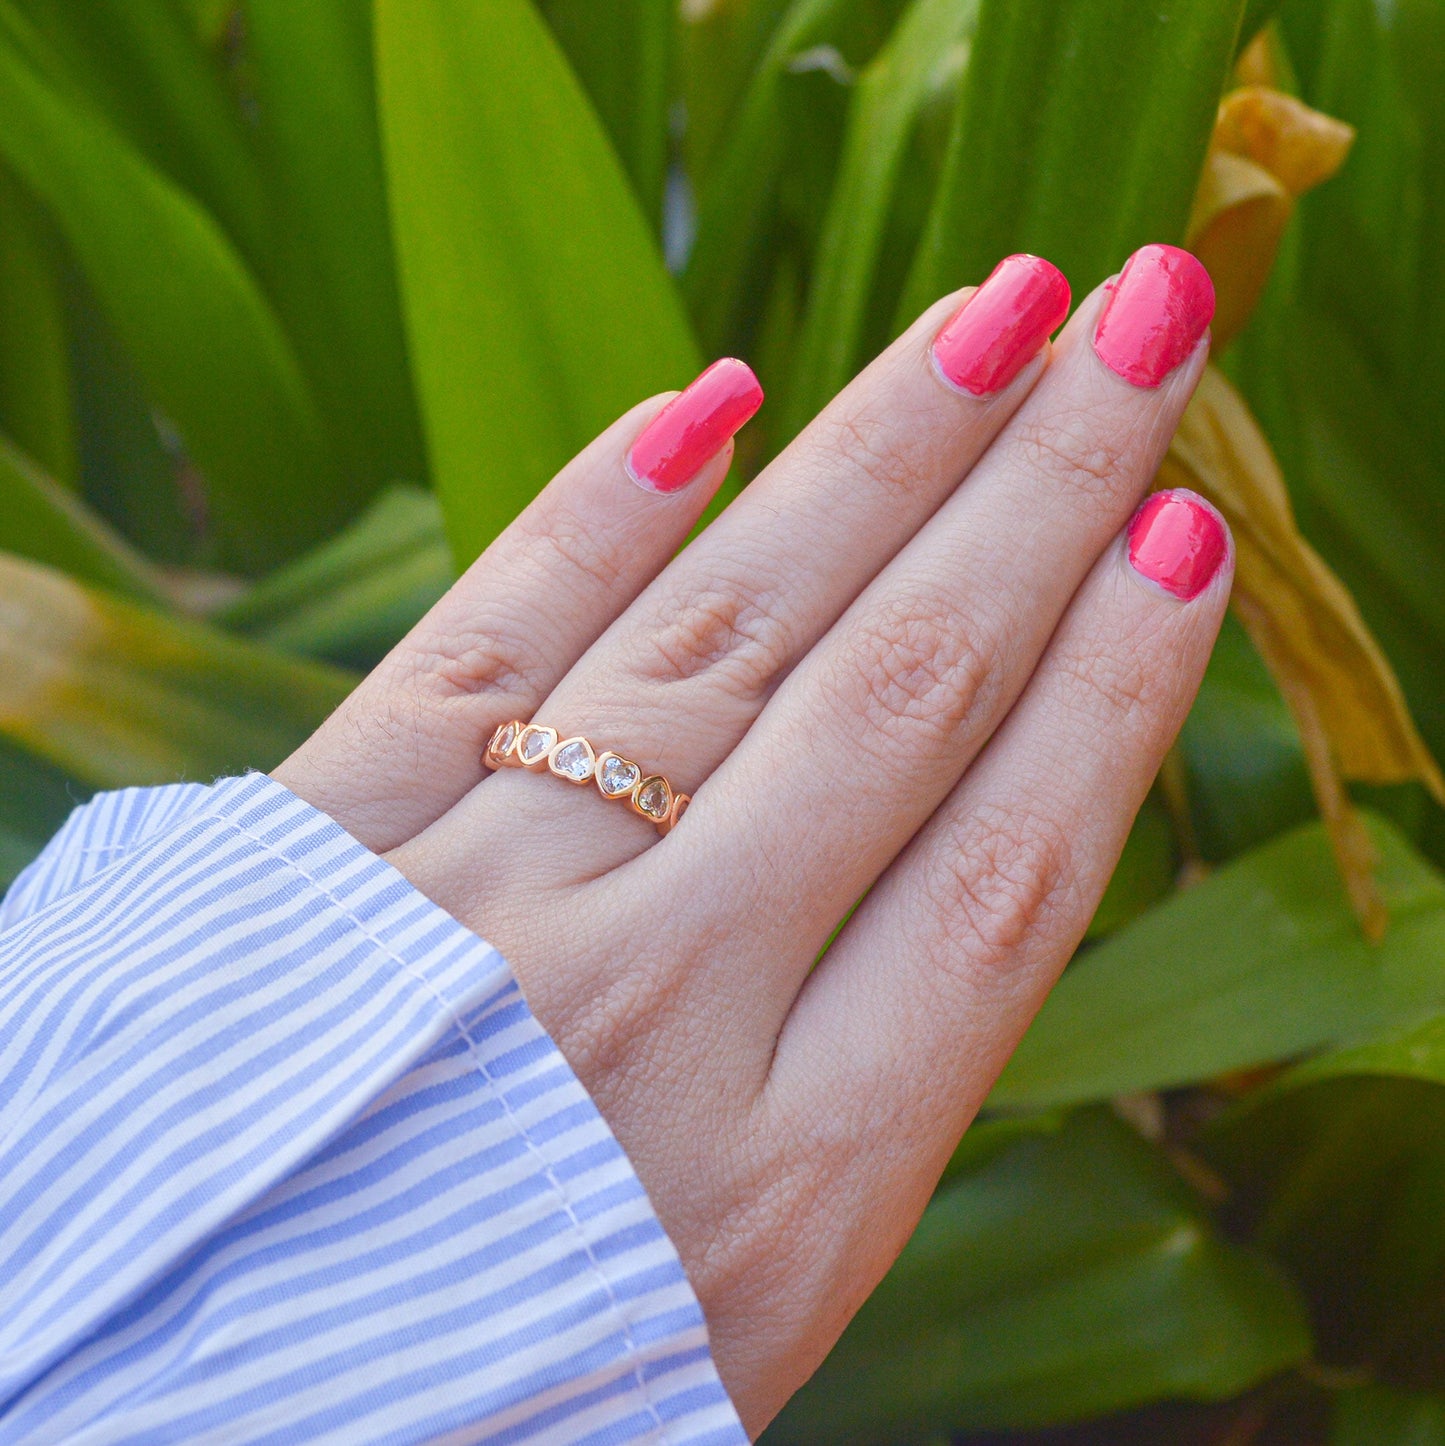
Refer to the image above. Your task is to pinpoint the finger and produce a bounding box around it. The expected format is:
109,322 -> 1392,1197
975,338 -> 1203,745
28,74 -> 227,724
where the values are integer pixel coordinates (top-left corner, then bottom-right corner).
400,255 -> 1071,880
273,360 -> 761,853
779,490 -> 1233,1191
659,245 -> 1214,1020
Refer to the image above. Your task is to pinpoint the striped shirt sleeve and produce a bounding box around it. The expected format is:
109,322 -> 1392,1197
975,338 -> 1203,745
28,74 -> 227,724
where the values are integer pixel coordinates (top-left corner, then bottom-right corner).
0,773 -> 747,1446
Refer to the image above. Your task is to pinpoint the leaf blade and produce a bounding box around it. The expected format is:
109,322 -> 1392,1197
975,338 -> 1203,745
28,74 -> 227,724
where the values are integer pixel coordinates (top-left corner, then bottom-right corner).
781,0 -> 977,437
901,0 -> 1246,319
0,2 -> 333,572
993,814 -> 1445,1110
243,0 -> 427,499
375,0 -> 700,566
0,433 -> 173,606
766,1110 -> 1310,1442
0,551 -> 353,786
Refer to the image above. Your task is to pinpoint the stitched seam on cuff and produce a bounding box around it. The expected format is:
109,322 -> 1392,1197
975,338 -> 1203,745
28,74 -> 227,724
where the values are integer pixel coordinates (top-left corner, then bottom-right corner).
212,804 -> 671,1445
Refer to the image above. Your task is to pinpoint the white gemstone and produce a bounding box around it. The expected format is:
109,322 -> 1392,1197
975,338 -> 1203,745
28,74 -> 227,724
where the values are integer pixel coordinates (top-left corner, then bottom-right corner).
519,727 -> 555,763
636,777 -> 671,819
492,722 -> 516,755
599,756 -> 641,796
552,740 -> 594,781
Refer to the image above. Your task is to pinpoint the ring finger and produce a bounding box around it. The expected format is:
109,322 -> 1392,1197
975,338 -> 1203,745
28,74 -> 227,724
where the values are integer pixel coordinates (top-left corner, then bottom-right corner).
646,244 -> 1215,1035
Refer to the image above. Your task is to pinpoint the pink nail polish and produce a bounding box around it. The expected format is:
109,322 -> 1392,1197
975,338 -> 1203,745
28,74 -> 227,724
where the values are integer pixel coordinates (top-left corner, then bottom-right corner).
626,358 -> 764,494
1093,244 -> 1215,387
931,254 -> 1072,395
1127,490 -> 1229,600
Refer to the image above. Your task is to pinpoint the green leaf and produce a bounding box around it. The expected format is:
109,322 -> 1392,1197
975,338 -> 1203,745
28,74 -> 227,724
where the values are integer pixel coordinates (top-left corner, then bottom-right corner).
992,814 -> 1445,1111
1179,612 -> 1314,863
64,274 -> 193,565
1086,792 -> 1179,940
765,1109 -> 1310,1443
1273,1014 -> 1445,1094
0,550 -> 353,786
0,433 -> 174,607
539,0 -> 675,232
0,164 -> 74,484
681,0 -> 850,355
0,1 -> 333,572
0,735 -> 85,890
1231,300 -> 1445,841
1234,0 -> 1445,797
1206,1074 -> 1445,1385
780,0 -> 977,438
375,0 -> 700,566
243,0 -> 427,502
1333,1385 -> 1445,1445
1239,0 -> 1286,52
220,486 -> 452,669
901,0 -> 1246,321
8,0 -> 268,261
679,0 -> 795,190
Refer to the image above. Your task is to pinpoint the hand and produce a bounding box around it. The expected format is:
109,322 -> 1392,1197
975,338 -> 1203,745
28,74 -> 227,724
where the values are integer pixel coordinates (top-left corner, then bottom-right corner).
274,245 -> 1230,1435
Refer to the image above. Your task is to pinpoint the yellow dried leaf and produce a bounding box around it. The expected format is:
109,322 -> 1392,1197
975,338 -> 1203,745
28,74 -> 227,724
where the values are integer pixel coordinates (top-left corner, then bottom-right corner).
1186,152 -> 1292,349
1187,87 -> 1355,348
1233,31 -> 1278,90
0,551 -> 351,786
1160,367 -> 1445,940
1214,87 -> 1356,198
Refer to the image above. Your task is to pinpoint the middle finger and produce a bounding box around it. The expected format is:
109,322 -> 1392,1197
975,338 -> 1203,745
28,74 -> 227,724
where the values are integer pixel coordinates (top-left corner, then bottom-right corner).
655,244 -> 1214,1025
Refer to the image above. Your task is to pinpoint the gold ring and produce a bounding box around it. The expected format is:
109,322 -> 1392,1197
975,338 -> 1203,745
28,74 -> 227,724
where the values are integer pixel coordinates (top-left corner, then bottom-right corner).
483,721 -> 690,834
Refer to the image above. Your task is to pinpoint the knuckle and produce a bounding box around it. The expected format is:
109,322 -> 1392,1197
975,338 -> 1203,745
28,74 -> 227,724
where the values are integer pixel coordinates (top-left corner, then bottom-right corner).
423,623 -> 541,706
919,802 -> 1076,975
520,508 -> 630,596
1061,638 -> 1156,724
686,1130 -> 829,1320
831,594 -> 995,755
410,508 -> 629,710
628,578 -> 795,704
807,403 -> 930,502
563,962 -> 683,1083
1012,409 -> 1134,502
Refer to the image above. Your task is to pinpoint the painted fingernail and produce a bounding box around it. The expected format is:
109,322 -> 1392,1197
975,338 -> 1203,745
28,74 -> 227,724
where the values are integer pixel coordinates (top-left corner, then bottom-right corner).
626,357 -> 764,494
931,254 -> 1072,395
1093,244 -> 1215,387
1126,490 -> 1229,600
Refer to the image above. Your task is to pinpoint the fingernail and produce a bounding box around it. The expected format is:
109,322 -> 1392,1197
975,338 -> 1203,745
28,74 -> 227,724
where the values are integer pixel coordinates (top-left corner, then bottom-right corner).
1126,490 -> 1229,600
1093,244 -> 1215,387
626,358 -> 764,494
931,254 -> 1072,395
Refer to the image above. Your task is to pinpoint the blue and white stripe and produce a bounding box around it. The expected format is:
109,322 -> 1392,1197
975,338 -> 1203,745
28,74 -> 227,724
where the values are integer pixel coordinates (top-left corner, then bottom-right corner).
0,773 -> 746,1444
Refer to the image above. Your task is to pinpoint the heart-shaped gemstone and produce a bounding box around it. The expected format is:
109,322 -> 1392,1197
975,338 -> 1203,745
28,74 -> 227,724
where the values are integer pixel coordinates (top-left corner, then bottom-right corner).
489,721 -> 516,757
598,755 -> 641,797
635,776 -> 671,820
550,738 -> 595,782
518,725 -> 557,764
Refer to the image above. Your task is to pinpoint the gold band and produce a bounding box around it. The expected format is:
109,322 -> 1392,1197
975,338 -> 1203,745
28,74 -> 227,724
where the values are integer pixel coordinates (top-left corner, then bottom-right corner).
483,721 -> 689,834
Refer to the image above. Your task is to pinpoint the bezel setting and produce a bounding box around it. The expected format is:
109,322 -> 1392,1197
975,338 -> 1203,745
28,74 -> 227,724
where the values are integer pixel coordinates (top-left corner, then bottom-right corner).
596,752 -> 642,798
516,724 -> 559,768
548,737 -> 597,784
631,775 -> 672,822
485,720 -> 520,767
486,722 -> 685,834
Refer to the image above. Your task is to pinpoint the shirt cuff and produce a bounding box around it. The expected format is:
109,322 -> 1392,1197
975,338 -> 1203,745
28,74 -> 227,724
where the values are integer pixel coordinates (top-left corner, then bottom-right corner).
0,772 -> 747,1446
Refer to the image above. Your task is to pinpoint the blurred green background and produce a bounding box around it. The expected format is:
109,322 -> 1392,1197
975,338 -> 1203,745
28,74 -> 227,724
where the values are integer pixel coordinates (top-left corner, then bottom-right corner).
2,1 -> 1445,1440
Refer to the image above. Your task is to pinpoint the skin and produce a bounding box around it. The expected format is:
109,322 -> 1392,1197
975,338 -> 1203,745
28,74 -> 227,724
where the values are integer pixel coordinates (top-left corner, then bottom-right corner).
274,271 -> 1233,1436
